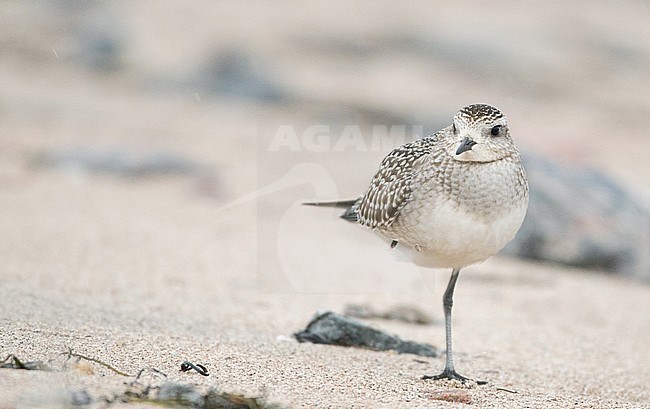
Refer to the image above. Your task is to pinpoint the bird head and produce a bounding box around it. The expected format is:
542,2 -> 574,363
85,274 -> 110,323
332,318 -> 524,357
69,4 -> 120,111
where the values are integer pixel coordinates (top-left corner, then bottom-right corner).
448,104 -> 517,162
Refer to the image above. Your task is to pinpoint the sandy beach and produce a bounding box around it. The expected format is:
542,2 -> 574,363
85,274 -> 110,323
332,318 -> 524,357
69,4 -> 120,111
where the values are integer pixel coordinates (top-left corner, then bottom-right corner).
1,2 -> 649,408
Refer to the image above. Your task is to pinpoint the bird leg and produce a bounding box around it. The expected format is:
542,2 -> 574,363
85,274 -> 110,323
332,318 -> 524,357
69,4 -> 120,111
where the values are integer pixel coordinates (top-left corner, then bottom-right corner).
423,268 -> 486,385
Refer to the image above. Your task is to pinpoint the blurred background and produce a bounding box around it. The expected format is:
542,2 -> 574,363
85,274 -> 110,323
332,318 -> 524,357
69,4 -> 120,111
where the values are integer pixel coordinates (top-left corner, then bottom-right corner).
1,0 -> 649,291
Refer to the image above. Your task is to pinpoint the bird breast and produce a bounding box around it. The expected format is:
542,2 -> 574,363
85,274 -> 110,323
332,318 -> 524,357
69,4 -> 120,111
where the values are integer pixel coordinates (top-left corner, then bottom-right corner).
381,155 -> 529,268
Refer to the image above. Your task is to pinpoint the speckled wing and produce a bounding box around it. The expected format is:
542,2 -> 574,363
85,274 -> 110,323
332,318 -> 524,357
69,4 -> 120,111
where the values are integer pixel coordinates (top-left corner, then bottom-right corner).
351,136 -> 438,228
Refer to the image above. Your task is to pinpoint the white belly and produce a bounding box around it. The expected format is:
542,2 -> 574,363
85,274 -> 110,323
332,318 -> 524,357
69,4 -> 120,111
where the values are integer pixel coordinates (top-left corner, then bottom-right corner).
380,201 -> 528,268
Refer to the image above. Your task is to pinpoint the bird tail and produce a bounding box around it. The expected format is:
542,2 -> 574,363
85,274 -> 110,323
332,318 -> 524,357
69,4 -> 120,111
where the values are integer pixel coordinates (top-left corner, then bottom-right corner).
303,198 -> 360,223
302,199 -> 357,208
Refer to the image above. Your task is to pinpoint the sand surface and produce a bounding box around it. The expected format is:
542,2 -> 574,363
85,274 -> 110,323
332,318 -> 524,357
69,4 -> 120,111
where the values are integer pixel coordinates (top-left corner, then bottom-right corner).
1,1 -> 650,408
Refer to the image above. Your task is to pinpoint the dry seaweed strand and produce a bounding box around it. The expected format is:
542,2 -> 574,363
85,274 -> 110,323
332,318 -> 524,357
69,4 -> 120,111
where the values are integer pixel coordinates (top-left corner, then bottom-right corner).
5,351 -> 283,408
1,354 -> 50,370
61,347 -> 133,377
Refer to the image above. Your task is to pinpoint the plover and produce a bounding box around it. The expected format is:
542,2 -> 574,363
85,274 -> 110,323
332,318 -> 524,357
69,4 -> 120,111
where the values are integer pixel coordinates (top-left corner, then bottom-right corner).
306,104 -> 529,383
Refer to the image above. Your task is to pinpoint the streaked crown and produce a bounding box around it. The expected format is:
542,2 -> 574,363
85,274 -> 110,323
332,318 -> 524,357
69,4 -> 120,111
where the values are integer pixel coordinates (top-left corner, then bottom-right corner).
455,104 -> 506,125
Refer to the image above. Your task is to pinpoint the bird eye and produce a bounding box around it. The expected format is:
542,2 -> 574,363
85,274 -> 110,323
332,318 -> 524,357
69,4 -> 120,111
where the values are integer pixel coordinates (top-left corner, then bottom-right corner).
490,125 -> 502,136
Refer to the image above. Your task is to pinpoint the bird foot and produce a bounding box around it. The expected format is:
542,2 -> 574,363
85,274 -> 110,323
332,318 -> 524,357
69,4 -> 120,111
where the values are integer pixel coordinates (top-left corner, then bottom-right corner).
422,369 -> 487,385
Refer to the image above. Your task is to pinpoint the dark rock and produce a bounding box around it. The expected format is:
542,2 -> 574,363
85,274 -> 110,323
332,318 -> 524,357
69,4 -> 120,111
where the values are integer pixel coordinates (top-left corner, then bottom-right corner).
153,383 -> 280,409
503,153 -> 650,281
197,48 -> 287,103
343,303 -> 435,325
76,18 -> 125,72
157,382 -> 204,407
30,149 -> 205,177
294,311 -> 438,357
204,389 -> 267,409
68,389 -> 92,406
